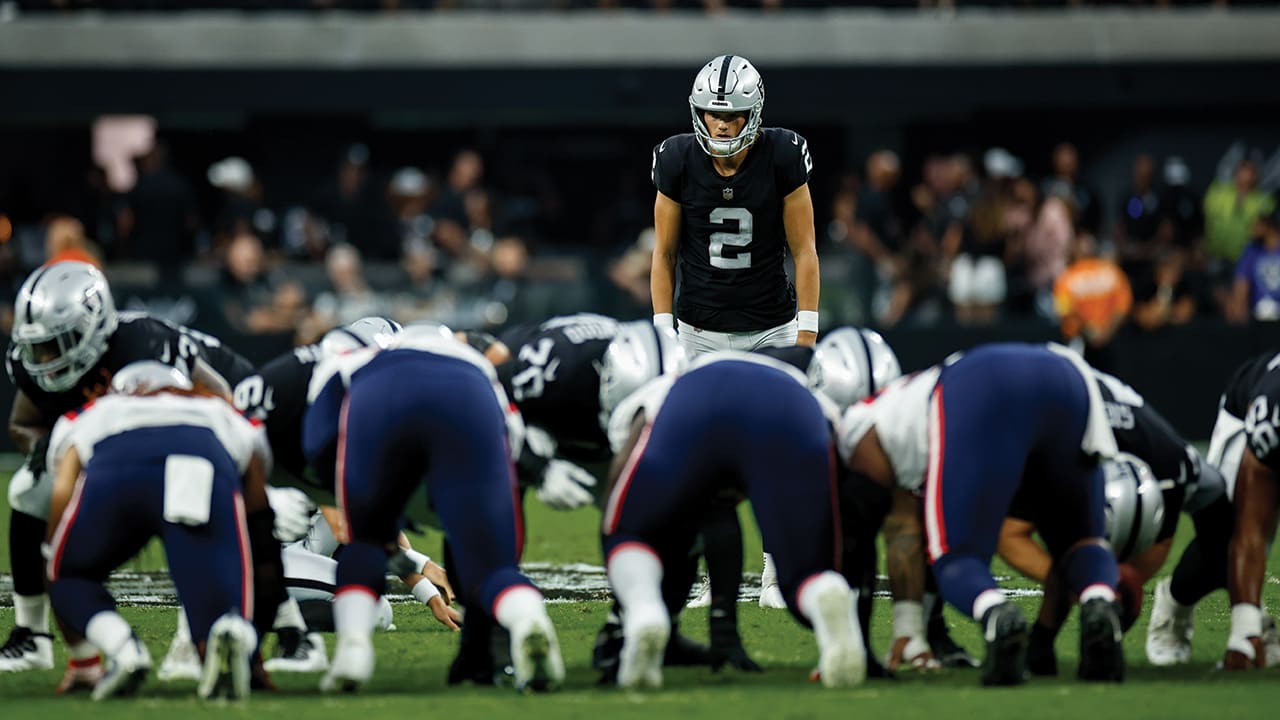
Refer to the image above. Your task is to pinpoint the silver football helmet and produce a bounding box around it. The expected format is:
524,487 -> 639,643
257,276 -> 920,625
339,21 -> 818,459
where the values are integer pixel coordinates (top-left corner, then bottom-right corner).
689,55 -> 765,158
598,321 -> 685,428
110,360 -> 192,395
1103,452 -> 1165,562
319,316 -> 403,356
12,261 -> 118,393
809,327 -> 902,410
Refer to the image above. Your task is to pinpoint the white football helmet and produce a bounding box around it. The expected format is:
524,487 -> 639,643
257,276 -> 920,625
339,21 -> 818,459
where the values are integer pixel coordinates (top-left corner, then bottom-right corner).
689,55 -> 765,158
12,261 -> 118,393
319,316 -> 403,356
597,321 -> 685,429
1103,452 -> 1165,562
110,360 -> 192,395
809,327 -> 901,410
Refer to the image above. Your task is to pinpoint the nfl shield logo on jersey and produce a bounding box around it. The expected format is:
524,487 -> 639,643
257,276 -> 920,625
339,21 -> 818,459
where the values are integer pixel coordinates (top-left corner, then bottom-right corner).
722,188 -> 734,200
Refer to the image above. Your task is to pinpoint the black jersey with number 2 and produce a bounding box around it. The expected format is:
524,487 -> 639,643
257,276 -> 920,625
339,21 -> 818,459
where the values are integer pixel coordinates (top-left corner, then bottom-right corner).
652,128 -> 812,333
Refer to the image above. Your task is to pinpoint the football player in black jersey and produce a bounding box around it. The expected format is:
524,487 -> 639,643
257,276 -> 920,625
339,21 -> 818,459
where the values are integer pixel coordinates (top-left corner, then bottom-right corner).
1145,351 -> 1280,670
0,261 -> 256,685
991,370 -> 1222,676
651,54 -> 821,609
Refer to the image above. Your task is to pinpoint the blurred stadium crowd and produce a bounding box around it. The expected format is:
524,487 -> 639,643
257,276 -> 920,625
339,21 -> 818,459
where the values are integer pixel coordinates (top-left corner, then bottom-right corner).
0,136 -> 1277,363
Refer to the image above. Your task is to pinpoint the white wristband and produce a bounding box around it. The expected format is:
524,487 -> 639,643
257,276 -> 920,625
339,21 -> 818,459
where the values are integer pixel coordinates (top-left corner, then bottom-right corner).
653,313 -> 674,331
1229,603 -> 1263,658
411,577 -> 441,605
403,548 -> 430,574
797,310 -> 819,334
892,600 -> 924,640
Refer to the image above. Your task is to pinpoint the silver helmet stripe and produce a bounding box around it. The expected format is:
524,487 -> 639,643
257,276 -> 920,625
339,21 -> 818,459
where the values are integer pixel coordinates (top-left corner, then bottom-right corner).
716,54 -> 734,101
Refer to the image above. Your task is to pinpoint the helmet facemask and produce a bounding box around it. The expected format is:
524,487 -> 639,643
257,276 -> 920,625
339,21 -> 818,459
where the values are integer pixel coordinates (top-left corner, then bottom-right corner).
689,55 -> 765,159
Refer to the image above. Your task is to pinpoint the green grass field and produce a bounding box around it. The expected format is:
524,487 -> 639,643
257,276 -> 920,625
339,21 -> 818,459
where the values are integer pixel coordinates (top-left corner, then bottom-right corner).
4,470 -> 1280,718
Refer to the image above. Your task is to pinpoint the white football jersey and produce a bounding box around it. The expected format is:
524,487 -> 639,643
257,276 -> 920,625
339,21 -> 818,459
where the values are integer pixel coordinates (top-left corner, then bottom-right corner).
47,392 -> 270,475
838,367 -> 940,492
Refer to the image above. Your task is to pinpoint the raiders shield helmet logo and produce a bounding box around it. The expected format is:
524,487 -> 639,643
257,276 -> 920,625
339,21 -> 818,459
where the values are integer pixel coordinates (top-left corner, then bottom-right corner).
722,188 -> 734,200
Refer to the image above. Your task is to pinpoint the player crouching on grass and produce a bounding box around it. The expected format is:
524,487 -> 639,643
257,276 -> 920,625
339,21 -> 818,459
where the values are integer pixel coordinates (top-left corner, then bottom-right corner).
599,323 -> 867,690
841,343 -> 1125,686
43,361 -> 277,701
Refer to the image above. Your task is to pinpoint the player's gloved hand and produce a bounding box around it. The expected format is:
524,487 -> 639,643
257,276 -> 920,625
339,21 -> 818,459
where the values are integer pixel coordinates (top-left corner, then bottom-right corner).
27,435 -> 51,478
1026,622 -> 1059,676
886,635 -> 939,671
1224,604 -> 1267,670
536,460 -> 597,510
265,486 -> 316,542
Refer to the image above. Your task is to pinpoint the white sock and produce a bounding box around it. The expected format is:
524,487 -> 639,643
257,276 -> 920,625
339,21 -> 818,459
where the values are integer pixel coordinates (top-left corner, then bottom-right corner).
175,607 -> 193,643
796,571 -> 849,629
332,587 -> 378,642
761,552 -> 778,587
85,611 -> 132,657
1080,583 -> 1116,604
274,595 -> 307,631
607,544 -> 665,612
972,589 -> 1007,622
68,640 -> 99,663
492,586 -> 546,631
14,594 -> 49,634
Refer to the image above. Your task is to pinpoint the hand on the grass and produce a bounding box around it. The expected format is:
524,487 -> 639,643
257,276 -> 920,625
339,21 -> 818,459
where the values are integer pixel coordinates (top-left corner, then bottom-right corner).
886,635 -> 939,672
428,595 -> 462,631
1222,637 -> 1265,670
422,561 -> 455,604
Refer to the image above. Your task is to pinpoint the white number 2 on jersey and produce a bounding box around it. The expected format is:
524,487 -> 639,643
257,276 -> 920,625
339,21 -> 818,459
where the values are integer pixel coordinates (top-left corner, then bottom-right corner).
709,207 -> 753,270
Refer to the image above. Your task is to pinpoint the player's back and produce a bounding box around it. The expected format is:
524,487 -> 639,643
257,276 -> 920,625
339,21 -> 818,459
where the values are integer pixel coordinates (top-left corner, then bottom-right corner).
1221,350 -> 1280,420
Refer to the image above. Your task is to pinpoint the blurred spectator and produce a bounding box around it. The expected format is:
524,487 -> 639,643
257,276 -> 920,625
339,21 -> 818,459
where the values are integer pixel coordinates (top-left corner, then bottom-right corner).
432,149 -> 485,227
1040,142 -> 1101,236
606,226 -> 655,319
849,150 -> 904,322
116,142 -> 198,266
1226,209 -> 1280,324
75,164 -> 118,254
1053,233 -> 1132,371
1158,156 -> 1201,249
208,156 -> 276,254
484,235 -> 532,326
218,231 -> 295,335
312,143 -> 398,261
1204,157 -> 1275,270
948,148 -> 1023,325
1113,153 -> 1163,266
878,221 -> 945,329
1131,248 -> 1199,331
388,166 -> 436,252
44,215 -> 102,267
1023,194 -> 1077,317
305,242 -> 393,340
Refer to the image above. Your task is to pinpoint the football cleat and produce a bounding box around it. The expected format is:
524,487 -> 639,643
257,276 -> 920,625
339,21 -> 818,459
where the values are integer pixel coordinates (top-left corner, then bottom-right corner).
758,582 -> 788,610
810,582 -> 866,688
979,602 -> 1028,687
264,631 -> 328,674
1078,599 -> 1125,682
197,615 -> 256,701
687,576 -> 712,609
1145,578 -> 1193,666
92,635 -> 151,701
57,657 -> 104,694
319,634 -> 375,694
0,627 -> 54,672
1262,615 -> 1280,667
157,631 -> 202,682
509,615 -> 565,693
617,603 -> 670,690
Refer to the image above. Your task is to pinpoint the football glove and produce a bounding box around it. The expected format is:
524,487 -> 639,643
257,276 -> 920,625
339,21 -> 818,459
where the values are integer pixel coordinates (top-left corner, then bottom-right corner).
265,486 -> 316,542
536,460 -> 597,510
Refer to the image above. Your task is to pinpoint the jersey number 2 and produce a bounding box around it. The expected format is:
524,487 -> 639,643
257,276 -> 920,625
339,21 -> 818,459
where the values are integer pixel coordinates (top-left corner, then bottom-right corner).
709,207 -> 753,270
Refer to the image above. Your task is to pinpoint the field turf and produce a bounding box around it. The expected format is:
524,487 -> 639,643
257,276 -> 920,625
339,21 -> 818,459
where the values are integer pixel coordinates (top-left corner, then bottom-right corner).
3,468 -> 1280,718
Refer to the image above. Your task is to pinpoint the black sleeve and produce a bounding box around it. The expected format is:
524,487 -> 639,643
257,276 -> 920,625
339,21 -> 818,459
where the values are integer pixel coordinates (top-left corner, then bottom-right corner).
775,130 -> 813,197
651,137 -> 684,200
1243,376 -> 1280,474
